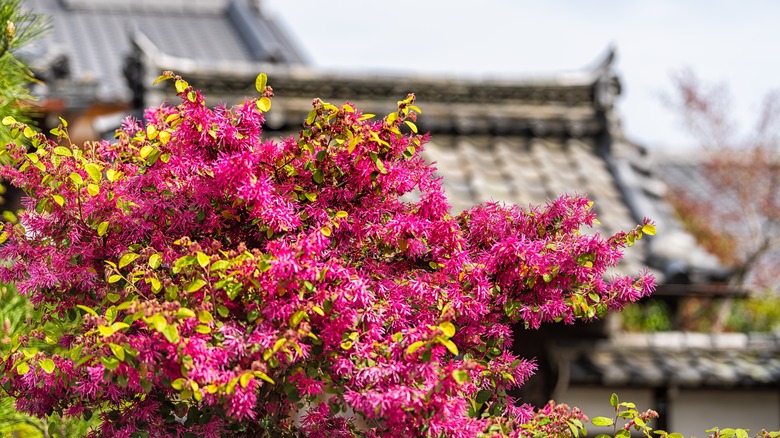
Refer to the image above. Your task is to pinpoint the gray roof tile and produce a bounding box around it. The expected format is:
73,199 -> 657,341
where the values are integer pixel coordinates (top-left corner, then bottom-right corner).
557,333 -> 780,388
27,0 -> 305,102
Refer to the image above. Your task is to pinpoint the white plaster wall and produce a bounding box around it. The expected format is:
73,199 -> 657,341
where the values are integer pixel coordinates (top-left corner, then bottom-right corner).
671,390 -> 779,437
558,387 -> 654,435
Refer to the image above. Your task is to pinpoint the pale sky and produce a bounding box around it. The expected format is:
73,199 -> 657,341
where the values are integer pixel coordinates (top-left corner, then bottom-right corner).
263,1 -> 780,151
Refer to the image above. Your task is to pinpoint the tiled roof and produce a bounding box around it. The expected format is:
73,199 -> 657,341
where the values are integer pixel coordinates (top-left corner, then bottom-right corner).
421,134 -> 647,275
25,0 -> 305,103
553,332 -> 780,388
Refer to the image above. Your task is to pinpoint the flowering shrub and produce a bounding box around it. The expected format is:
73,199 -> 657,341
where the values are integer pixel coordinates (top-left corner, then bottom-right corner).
0,72 -> 655,437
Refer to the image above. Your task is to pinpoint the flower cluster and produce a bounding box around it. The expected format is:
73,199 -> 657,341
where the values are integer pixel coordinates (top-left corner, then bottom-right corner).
0,72 -> 654,437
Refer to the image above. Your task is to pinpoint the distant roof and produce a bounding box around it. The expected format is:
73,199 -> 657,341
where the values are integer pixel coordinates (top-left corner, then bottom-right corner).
554,332 -> 780,388
25,0 -> 305,103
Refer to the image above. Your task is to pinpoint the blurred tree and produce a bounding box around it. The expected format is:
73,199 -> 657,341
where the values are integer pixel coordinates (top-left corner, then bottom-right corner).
664,69 -> 780,330
0,0 -> 48,140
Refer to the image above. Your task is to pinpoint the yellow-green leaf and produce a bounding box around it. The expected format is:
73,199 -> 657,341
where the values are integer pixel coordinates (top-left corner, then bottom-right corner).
139,145 -> 154,159
76,305 -> 98,317
69,172 -> 83,186
162,324 -> 180,343
196,252 -> 210,269
52,194 -> 65,207
185,279 -> 207,293
358,114 -> 375,121
158,130 -> 171,145
107,274 -> 122,284
407,341 -> 426,355
642,223 -> 657,236
198,310 -> 213,324
451,369 -> 469,385
97,221 -> 109,237
175,79 -> 188,93
53,146 -> 72,157
256,97 -> 271,112
39,359 -> 55,374
194,324 -> 211,334
87,184 -> 100,197
239,372 -> 253,388
118,253 -> 139,269
439,321 -> 456,338
16,362 -> 30,375
148,253 -> 162,269
176,308 -> 196,319
440,338 -> 459,356
106,169 -> 120,182
109,343 -> 125,361
85,163 -> 102,182
2,116 -> 16,125
253,370 -> 275,385
153,73 -> 173,85
255,72 -> 268,92
320,227 -> 331,237
404,120 -> 418,133
171,378 -> 186,390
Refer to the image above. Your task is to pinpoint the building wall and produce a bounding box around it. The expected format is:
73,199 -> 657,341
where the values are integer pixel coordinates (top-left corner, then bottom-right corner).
557,386 -> 780,436
558,387 -> 655,435
671,389 -> 780,437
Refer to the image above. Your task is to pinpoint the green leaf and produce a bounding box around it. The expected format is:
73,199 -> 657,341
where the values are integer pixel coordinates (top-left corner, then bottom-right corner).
101,356 -> 119,371
106,293 -> 121,303
139,145 -> 154,159
312,169 -> 324,184
109,343 -> 125,361
162,324 -> 180,343
407,341 -> 426,355
211,260 -> 229,271
642,223 -> 657,236
610,392 -> 619,408
217,305 -> 229,318
196,252 -> 210,269
16,362 -> 30,375
171,378 -> 186,390
451,369 -> 469,385
591,416 -> 614,427
53,146 -> 73,157
118,253 -> 139,269
475,389 -> 492,404
2,116 -> 16,125
108,274 -> 122,284
176,308 -> 196,319
186,279 -> 207,293
253,370 -> 275,385
255,72 -> 268,92
76,305 -> 98,317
